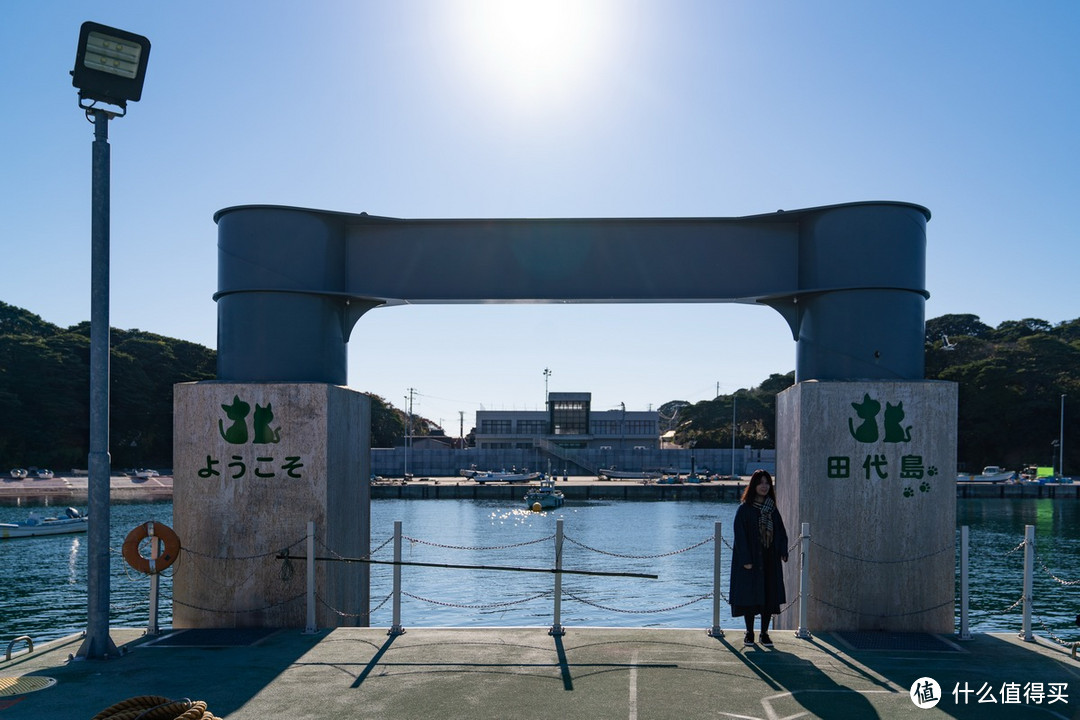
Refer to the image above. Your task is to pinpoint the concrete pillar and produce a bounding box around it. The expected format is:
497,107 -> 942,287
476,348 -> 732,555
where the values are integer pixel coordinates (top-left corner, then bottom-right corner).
775,380 -> 957,633
172,382 -> 370,628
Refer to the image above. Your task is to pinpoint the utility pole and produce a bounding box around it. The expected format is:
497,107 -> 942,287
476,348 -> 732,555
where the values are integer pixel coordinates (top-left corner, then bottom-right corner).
1061,394 -> 1067,477
543,367 -> 552,409
731,392 -> 737,478
404,388 -> 415,478
459,411 -> 465,450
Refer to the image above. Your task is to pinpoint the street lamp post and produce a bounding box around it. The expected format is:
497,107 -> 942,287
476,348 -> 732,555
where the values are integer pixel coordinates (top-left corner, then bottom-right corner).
71,21 -> 151,660
1061,394 -> 1067,478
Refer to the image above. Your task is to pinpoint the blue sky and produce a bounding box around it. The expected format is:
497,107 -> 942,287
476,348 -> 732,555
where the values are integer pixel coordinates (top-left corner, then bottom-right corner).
3,1 -> 1078,431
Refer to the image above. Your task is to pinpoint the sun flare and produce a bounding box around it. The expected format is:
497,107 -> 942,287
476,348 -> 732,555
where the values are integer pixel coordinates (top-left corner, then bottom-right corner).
451,0 -> 615,110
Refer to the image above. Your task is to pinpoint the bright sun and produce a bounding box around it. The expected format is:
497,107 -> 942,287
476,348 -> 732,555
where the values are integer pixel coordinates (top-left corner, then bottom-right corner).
451,0 -> 614,110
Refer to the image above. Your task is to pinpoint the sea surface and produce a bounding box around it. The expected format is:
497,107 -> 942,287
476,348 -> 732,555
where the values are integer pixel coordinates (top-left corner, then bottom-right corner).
2,498 -> 1079,645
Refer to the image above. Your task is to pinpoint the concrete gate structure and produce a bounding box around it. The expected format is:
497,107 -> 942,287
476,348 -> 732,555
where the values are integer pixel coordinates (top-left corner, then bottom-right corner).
172,200 -> 955,633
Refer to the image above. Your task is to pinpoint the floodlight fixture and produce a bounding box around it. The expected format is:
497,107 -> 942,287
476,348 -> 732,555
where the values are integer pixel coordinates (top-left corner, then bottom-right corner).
72,19 -> 150,661
71,21 -> 151,113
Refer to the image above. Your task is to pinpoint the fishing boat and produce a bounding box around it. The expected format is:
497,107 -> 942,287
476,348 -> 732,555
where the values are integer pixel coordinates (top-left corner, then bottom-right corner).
471,469 -> 541,484
35,469 -> 54,479
957,466 -> 1016,483
0,508 -> 88,539
9,468 -> 28,478
598,468 -> 662,481
525,477 -> 564,510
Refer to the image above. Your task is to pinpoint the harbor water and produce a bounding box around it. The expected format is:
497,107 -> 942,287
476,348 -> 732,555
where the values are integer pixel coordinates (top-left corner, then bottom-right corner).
2,498 -> 1080,646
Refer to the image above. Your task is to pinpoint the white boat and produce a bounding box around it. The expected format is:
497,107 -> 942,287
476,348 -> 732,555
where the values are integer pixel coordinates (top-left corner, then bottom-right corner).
135,469 -> 159,478
471,469 -> 541,484
525,477 -> 564,510
35,469 -> 54,479
957,466 -> 1015,483
9,468 -> 28,479
598,468 -> 662,480
0,508 -> 88,539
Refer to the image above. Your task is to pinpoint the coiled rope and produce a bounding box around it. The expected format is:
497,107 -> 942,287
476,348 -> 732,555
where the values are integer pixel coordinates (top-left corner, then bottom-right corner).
90,695 -> 219,720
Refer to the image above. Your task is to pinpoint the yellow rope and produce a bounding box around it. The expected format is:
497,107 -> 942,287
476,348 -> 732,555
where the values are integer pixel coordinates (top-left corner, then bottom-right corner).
90,695 -> 219,720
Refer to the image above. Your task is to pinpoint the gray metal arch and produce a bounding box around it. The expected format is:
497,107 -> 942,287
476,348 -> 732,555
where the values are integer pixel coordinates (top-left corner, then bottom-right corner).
214,201 -> 930,385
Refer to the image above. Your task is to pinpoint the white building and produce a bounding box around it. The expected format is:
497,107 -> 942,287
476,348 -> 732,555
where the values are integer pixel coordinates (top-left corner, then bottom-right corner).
474,392 -> 659,459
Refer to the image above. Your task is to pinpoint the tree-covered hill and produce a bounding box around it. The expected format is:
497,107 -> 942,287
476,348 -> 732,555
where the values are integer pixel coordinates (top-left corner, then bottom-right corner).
0,302 -> 416,469
668,313 -> 1079,473
3,301 -> 1075,473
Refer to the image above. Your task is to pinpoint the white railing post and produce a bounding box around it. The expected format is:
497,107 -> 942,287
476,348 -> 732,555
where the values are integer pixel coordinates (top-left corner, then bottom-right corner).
389,520 -> 405,636
549,518 -> 565,636
959,525 -> 971,640
147,535 -> 160,635
1021,524 -> 1035,642
708,522 -> 724,637
795,522 -> 812,639
305,521 -> 316,633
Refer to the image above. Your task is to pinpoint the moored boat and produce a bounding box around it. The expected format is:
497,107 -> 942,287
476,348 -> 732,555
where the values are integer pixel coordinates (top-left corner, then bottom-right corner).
598,468 -> 662,480
0,508 -> 88,539
9,468 -> 28,479
957,466 -> 1016,483
525,477 -> 564,511
471,469 -> 541,484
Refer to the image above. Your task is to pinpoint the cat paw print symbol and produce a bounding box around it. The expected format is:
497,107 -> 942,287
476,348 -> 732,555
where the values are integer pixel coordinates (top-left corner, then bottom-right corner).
919,481 -> 931,493
903,487 -> 914,498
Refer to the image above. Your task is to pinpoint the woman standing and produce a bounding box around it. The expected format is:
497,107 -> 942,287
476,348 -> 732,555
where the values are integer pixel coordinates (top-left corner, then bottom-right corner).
729,469 -> 789,646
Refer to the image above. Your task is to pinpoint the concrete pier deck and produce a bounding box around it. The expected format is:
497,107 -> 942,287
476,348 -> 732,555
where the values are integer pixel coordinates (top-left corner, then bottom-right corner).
2,627 -> 1079,719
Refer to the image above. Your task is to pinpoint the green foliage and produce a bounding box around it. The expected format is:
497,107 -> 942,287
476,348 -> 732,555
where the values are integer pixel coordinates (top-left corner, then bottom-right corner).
931,319 -> 1080,471
672,372 -> 794,450
3,300 -> 1075,474
0,306 -> 216,470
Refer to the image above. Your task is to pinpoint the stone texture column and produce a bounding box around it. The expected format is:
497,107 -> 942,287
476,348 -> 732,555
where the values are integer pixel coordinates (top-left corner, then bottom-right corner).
775,380 -> 957,633
172,382 -> 370,628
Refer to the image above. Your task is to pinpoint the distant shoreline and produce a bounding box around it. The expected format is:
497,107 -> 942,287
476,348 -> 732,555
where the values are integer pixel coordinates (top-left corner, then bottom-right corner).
2,474 -> 1078,506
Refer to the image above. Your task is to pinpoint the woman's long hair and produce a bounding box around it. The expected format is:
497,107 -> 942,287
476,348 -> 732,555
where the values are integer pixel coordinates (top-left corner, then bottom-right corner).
739,469 -> 778,504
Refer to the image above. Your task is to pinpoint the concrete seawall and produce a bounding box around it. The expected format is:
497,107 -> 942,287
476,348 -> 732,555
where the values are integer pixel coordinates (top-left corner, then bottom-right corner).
2,474 -> 1078,504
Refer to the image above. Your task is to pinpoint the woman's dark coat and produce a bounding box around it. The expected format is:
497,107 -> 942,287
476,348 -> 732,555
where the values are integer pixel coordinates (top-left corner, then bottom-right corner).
729,501 -> 789,615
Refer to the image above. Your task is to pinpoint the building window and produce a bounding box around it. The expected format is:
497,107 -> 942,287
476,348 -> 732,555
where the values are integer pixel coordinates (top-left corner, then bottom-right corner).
552,400 -> 588,435
516,420 -> 547,435
591,420 -> 619,435
480,419 -> 512,434
626,420 -> 657,435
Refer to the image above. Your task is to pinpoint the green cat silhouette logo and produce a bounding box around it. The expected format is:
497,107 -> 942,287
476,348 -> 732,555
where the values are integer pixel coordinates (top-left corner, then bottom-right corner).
848,394 -> 912,444
218,395 -> 281,445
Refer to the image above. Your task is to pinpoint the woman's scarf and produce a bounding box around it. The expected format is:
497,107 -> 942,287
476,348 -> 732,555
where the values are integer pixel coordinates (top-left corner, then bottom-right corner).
754,496 -> 775,549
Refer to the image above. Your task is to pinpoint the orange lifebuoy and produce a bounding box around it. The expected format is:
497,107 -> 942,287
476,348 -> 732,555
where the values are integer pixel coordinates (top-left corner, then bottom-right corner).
122,521 -> 181,574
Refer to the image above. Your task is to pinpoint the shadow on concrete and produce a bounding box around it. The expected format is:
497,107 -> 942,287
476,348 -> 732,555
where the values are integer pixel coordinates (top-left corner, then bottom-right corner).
811,632 -> 1080,719
712,634 -> 885,719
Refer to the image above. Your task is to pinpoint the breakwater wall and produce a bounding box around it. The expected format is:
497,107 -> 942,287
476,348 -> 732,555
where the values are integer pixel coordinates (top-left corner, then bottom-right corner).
2,477 -> 1078,505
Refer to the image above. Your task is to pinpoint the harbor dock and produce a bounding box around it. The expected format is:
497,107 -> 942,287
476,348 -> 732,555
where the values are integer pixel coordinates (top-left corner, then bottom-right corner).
2,626 -> 1079,719
3,474 -> 1080,505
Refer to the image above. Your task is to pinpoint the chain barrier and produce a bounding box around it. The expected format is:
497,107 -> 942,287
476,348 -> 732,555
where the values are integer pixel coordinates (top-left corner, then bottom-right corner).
172,592 -> 304,616
809,538 -> 953,564
1033,609 -> 1080,649
370,535 -> 394,556
314,592 -> 393,619
181,534 -> 308,561
1033,550 -> 1080,586
564,590 -> 712,614
400,533 -> 555,551
402,590 -> 552,610
563,533 -> 713,559
808,592 -> 954,618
